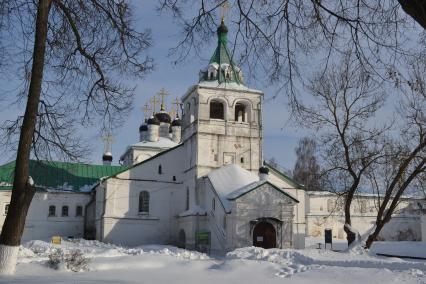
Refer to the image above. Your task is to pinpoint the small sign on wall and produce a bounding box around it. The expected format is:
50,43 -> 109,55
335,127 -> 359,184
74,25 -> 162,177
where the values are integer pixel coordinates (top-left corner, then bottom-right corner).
256,236 -> 263,242
51,236 -> 61,245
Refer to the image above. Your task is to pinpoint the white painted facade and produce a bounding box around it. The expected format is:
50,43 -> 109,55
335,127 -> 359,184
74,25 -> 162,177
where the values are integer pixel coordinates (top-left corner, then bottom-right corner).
0,190 -> 90,242
0,21 -> 424,252
306,192 -> 423,241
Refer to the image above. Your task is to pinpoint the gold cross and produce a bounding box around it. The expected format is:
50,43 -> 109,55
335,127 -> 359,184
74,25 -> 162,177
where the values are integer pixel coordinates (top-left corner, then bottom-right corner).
141,103 -> 152,118
220,1 -> 229,22
102,134 -> 115,153
172,97 -> 181,118
169,109 -> 176,118
150,96 -> 160,114
156,88 -> 170,111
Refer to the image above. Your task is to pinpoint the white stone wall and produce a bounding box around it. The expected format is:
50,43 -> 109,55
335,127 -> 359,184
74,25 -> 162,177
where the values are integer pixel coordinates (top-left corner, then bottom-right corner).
96,145 -> 197,247
267,171 -> 306,249
306,193 -> 422,241
0,190 -> 90,242
230,184 -> 295,250
181,86 -> 263,178
198,178 -> 228,253
421,214 -> 426,242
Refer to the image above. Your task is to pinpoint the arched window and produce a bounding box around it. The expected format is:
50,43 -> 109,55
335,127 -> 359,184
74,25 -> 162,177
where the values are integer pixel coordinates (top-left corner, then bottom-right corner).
139,191 -> 150,214
158,165 -> 162,174
235,103 -> 247,122
48,205 -> 56,217
210,100 -> 224,119
62,205 -> 69,217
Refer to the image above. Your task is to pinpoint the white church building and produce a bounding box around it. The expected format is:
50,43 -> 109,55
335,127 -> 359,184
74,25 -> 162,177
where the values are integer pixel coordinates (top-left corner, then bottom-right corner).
0,20 -> 424,253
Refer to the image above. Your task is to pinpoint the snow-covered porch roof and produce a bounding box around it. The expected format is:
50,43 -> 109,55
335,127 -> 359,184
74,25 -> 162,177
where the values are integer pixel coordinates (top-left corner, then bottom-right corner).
206,164 -> 298,213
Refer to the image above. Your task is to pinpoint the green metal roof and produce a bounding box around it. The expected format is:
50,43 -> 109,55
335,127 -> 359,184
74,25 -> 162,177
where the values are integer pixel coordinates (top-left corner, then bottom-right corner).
201,19 -> 242,84
264,161 -> 305,189
0,160 -> 127,192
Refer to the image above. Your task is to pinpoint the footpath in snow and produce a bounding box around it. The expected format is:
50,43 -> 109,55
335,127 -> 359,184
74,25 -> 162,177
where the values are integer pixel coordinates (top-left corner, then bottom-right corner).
0,239 -> 424,284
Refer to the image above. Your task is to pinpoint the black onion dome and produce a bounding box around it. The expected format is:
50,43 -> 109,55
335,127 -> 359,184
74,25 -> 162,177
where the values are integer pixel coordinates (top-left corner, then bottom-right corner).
147,116 -> 160,125
259,166 -> 269,174
154,111 -> 171,124
139,124 -> 148,132
102,153 -> 113,162
171,118 -> 181,127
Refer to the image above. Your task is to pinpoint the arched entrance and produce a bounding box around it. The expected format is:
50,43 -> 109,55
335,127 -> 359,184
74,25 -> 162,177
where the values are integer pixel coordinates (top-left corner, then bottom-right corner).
253,221 -> 276,249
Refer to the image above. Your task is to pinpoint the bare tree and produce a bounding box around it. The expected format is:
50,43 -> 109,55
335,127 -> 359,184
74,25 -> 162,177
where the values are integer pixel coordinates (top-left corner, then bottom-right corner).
159,0 -> 420,110
364,59 -> 426,248
0,0 -> 152,274
293,137 -> 321,191
299,53 -> 387,245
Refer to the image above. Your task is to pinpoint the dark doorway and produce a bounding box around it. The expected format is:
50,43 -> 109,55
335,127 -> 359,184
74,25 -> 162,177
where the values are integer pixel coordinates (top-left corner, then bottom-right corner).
253,221 -> 276,249
178,229 -> 186,249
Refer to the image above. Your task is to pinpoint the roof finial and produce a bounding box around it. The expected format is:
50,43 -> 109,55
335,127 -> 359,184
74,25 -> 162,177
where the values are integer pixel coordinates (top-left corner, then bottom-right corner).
141,102 -> 152,119
220,1 -> 229,23
172,97 -> 181,118
156,88 -> 170,112
101,134 -> 115,165
150,96 -> 160,114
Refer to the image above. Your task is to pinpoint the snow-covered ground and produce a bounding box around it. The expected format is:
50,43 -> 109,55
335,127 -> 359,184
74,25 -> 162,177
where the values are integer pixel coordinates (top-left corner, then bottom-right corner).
1,239 -> 425,283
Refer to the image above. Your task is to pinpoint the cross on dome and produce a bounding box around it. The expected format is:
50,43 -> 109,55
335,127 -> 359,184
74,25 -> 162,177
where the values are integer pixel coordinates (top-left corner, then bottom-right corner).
157,88 -> 170,111
150,96 -> 160,114
199,17 -> 244,85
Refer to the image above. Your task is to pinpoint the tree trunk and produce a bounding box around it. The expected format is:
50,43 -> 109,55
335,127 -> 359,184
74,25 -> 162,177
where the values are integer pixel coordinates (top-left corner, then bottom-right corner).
343,184 -> 358,246
365,222 -> 386,249
343,212 -> 356,245
0,0 -> 51,275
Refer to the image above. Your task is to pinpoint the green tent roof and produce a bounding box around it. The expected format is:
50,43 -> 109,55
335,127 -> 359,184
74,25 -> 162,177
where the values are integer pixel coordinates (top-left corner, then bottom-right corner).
0,160 -> 127,192
200,19 -> 242,84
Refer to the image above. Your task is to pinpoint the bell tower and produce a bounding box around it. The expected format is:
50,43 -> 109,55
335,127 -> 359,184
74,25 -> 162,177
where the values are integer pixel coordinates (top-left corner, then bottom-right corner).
181,20 -> 264,177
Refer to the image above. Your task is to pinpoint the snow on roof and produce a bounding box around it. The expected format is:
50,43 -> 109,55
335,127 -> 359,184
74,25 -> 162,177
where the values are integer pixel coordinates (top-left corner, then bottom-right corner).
307,190 -> 425,200
226,180 -> 266,200
131,137 -> 178,149
197,81 -> 262,93
207,164 -> 259,212
226,180 -> 299,203
178,205 -> 207,217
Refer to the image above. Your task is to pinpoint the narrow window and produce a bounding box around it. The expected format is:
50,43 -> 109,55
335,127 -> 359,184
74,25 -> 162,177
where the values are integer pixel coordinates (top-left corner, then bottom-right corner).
223,215 -> 227,230
62,206 -> 69,217
186,188 -> 190,211
360,200 -> 367,213
48,205 -> 56,217
210,100 -> 224,119
4,204 -> 9,215
235,103 -> 246,122
327,199 -> 334,213
212,198 -> 216,211
173,176 -> 176,182
139,191 -> 150,214
76,205 -> 83,217
158,165 -> 162,174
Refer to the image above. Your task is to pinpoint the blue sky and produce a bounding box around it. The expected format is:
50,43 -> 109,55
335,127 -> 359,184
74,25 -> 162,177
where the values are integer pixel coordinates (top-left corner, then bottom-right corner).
0,1 -> 305,171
